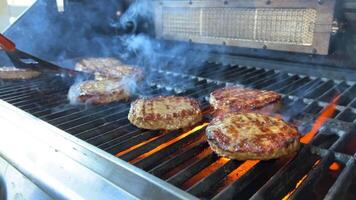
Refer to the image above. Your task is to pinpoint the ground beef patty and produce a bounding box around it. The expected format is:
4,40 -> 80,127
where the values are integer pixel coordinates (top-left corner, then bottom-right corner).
0,66 -> 41,80
68,79 -> 130,104
128,96 -> 203,130
74,57 -> 143,81
74,57 -> 122,73
94,65 -> 144,81
209,87 -> 282,115
206,112 -> 300,160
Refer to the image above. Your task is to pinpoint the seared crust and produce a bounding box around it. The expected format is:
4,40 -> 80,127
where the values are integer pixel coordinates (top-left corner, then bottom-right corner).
128,96 -> 203,130
0,67 -> 41,80
206,112 -> 300,160
74,57 -> 122,73
68,80 -> 130,104
74,57 -> 143,81
209,87 -> 281,115
94,65 -> 144,81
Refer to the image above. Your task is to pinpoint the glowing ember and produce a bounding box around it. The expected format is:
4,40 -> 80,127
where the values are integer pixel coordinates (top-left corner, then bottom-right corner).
182,157 -> 229,189
282,174 -> 308,200
232,160 -> 259,178
329,162 -> 341,171
115,135 -> 160,157
300,95 -> 340,144
282,159 -> 320,200
129,123 -> 209,163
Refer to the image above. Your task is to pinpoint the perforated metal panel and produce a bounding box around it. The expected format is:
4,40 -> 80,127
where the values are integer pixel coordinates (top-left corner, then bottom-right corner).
154,0 -> 336,55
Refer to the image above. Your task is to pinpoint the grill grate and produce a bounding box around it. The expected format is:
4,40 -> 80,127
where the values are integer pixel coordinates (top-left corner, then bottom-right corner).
1,61 -> 356,199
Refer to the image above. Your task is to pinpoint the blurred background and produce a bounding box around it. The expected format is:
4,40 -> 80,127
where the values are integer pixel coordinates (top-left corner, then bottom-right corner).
0,0 -> 36,32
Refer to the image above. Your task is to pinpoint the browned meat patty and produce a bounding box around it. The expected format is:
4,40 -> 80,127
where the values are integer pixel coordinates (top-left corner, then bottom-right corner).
128,96 -> 203,130
68,80 -> 130,104
74,57 -> 122,73
0,66 -> 41,80
74,57 -> 144,81
209,87 -> 281,115
94,65 -> 144,81
206,112 -> 300,160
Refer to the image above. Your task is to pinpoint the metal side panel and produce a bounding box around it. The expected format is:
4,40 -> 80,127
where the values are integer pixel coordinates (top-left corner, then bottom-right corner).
0,157 -> 52,200
0,100 -> 197,200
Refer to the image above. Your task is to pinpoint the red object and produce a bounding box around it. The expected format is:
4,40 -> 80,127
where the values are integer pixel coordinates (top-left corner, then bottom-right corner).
0,33 -> 16,52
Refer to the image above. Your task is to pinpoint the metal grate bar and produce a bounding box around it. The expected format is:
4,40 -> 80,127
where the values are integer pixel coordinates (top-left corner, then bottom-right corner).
53,105 -> 123,130
336,108 -> 356,122
119,130 -> 190,162
263,75 -> 300,91
238,70 -> 275,85
64,105 -> 129,133
47,104 -> 115,124
319,82 -> 350,102
304,80 -> 335,99
197,65 -> 248,80
133,130 -> 207,170
278,77 -> 312,94
289,153 -> 334,199
12,89 -> 68,109
149,142 -> 209,177
102,130 -> 161,154
287,78 -> 324,97
250,147 -> 319,200
336,84 -> 356,106
324,158 -> 356,200
251,73 -> 288,89
187,160 -> 242,197
233,68 -> 266,82
311,130 -> 340,149
167,151 -> 219,186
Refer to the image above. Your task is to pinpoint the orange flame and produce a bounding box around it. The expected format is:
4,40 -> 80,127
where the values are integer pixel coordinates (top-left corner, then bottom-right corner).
130,123 -> 209,163
182,157 -> 230,189
300,95 -> 340,144
282,174 -> 308,200
282,159 -> 320,200
115,135 -> 161,157
329,162 -> 341,171
227,160 -> 260,181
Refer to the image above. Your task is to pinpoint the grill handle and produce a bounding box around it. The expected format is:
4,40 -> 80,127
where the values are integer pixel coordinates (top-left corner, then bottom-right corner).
0,33 -> 16,52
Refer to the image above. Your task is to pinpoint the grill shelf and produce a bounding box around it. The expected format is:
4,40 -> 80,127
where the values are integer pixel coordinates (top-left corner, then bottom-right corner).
1,61 -> 356,200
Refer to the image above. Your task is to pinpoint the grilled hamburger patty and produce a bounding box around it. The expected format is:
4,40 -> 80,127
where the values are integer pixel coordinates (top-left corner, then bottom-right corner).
94,65 -> 144,81
68,80 -> 130,104
206,112 -> 300,160
209,87 -> 281,115
0,66 -> 41,80
74,57 -> 143,81
74,57 -> 122,73
128,96 -> 203,130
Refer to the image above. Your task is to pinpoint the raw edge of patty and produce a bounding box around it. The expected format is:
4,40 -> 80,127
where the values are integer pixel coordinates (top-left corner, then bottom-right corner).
94,65 -> 144,82
128,96 -> 203,130
68,79 -> 130,104
74,57 -> 144,81
206,112 -> 300,160
74,57 -> 122,73
0,66 -> 41,80
209,87 -> 282,115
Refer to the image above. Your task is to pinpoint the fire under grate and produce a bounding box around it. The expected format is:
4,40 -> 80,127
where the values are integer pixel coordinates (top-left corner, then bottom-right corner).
0,60 -> 356,200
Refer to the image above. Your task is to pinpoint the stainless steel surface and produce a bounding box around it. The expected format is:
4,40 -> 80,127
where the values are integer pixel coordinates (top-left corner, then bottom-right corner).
153,0 -> 336,55
0,157 -> 52,200
0,100 -> 198,200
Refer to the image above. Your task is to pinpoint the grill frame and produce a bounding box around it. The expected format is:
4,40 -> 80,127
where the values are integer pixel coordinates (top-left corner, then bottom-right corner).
1,54 -> 356,199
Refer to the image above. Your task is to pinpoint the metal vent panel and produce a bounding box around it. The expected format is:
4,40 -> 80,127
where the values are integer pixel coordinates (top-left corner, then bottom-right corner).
162,8 -> 317,46
154,0 -> 336,55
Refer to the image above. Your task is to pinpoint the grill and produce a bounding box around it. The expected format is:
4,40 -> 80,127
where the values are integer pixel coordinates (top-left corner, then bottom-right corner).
1,57 -> 356,199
